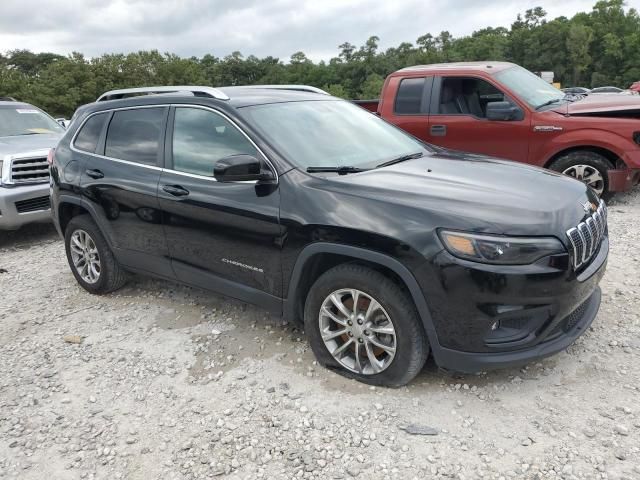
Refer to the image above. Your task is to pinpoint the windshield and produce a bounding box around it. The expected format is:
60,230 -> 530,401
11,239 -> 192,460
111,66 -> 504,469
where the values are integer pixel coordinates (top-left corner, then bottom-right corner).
0,106 -> 64,137
240,100 -> 428,169
494,66 -> 565,109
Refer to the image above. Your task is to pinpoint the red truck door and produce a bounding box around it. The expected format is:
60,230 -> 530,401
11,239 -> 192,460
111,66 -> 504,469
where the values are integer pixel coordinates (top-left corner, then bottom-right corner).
378,76 -> 433,139
426,76 -> 530,162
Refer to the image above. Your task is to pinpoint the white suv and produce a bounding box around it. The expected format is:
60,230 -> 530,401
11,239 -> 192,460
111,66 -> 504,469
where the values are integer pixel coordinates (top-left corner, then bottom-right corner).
0,100 -> 64,230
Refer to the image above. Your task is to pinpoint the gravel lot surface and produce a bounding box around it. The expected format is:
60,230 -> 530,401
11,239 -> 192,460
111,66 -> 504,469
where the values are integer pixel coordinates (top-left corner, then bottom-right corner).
1,189 -> 639,480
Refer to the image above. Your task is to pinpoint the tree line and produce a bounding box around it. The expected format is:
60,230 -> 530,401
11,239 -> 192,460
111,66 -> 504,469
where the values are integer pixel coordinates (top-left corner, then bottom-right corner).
1,0 -> 638,118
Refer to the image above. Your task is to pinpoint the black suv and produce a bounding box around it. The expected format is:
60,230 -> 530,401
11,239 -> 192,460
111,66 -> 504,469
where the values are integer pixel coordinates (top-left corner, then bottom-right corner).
51,85 -> 608,387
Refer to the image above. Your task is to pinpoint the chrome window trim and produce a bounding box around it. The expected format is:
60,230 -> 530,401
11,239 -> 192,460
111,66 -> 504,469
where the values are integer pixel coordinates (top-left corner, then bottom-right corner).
69,104 -> 278,185
70,104 -> 170,166
168,104 -> 278,184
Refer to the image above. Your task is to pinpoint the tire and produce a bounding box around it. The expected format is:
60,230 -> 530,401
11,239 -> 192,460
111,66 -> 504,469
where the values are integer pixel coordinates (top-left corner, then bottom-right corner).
64,214 -> 128,294
304,263 -> 429,387
549,151 -> 613,200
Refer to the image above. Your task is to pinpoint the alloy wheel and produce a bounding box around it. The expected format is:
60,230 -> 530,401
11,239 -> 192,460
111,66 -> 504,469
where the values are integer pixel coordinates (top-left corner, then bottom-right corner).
562,164 -> 605,196
69,229 -> 101,284
318,288 -> 397,375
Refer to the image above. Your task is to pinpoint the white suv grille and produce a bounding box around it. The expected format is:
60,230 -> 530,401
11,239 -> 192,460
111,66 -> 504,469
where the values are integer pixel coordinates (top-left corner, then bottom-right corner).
10,156 -> 50,184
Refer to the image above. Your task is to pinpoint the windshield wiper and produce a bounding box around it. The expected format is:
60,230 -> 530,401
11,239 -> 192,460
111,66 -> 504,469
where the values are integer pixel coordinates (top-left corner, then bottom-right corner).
376,151 -> 424,168
306,166 -> 370,175
535,98 -> 564,110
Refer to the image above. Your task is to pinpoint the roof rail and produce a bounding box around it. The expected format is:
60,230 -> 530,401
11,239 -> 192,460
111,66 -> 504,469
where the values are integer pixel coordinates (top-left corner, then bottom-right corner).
96,86 -> 230,102
232,85 -> 330,95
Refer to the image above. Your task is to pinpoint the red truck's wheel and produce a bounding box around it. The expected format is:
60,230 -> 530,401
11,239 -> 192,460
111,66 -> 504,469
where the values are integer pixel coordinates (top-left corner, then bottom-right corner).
550,151 -> 612,200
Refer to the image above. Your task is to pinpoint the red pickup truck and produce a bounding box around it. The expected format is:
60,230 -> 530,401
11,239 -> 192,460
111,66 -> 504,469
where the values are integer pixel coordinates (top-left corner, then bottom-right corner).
356,62 -> 640,198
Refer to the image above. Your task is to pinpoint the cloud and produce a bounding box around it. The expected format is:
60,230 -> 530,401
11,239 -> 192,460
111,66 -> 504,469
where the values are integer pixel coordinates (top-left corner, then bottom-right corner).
0,0 -> 604,61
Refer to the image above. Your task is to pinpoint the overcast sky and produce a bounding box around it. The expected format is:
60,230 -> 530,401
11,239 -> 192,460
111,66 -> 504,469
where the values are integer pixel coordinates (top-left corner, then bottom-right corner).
1,0 -> 638,62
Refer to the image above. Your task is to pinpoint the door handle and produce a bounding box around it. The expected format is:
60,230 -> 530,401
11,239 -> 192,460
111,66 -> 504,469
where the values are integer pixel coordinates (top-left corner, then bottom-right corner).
162,185 -> 190,197
430,125 -> 447,136
85,169 -> 104,179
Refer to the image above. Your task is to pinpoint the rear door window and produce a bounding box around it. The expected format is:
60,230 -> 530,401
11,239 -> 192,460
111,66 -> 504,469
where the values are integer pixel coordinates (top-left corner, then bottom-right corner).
105,108 -> 166,165
74,113 -> 108,153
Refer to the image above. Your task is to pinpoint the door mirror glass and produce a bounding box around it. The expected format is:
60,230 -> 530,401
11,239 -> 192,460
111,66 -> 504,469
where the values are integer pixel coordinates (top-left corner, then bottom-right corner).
486,101 -> 522,121
214,154 -> 274,182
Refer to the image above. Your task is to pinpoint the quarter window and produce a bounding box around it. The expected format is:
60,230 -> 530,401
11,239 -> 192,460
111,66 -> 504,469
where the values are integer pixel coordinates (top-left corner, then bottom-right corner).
74,113 -> 107,153
105,108 -> 165,165
172,107 -> 258,177
394,78 -> 426,114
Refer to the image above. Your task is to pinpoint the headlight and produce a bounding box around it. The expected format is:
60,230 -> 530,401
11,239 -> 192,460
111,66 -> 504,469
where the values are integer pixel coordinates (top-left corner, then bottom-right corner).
439,230 -> 565,265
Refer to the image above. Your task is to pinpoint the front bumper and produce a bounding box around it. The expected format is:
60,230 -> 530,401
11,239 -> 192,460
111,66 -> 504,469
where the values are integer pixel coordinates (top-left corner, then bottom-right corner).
416,236 -> 608,373
435,287 -> 600,373
0,183 -> 52,230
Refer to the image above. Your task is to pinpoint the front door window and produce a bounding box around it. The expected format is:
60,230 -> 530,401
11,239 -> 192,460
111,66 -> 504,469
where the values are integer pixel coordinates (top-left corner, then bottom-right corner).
172,107 -> 258,176
437,77 -> 508,118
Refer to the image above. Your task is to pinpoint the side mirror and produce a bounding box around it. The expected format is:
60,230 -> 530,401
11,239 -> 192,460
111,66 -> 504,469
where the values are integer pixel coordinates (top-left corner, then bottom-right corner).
55,118 -> 68,128
486,101 -> 522,121
214,154 -> 275,183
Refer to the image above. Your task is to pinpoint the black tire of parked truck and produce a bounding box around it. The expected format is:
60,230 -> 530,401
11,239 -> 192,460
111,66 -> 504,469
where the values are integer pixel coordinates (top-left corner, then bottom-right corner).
64,214 -> 128,294
549,151 -> 614,201
304,263 -> 429,387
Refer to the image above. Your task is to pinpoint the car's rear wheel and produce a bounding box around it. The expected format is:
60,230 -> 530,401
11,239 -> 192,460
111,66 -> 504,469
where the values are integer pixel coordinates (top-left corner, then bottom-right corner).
549,151 -> 613,200
304,264 -> 428,387
64,215 -> 127,294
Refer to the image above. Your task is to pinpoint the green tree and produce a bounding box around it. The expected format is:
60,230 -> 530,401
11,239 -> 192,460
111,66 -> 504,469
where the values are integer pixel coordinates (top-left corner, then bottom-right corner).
3,1 -> 640,115
360,73 -> 384,99
566,24 -> 593,85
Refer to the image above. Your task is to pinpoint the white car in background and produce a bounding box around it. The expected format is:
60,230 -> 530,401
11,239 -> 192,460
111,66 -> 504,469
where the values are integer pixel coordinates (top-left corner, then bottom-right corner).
0,99 -> 64,230
590,86 -> 638,95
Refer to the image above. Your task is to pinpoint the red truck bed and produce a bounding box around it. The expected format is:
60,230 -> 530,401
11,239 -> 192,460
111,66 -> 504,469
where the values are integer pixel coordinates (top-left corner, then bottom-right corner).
351,99 -> 379,113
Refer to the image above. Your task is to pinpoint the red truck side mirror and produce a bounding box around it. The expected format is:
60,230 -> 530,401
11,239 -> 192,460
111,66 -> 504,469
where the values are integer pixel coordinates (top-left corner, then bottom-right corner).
486,101 -> 523,121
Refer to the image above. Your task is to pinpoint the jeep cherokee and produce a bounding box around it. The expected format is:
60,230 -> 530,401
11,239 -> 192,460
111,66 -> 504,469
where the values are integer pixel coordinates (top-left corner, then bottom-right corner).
51,85 -> 608,387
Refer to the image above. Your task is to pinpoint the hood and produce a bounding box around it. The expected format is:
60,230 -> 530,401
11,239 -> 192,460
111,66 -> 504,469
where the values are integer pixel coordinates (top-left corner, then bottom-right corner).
551,94 -> 640,117
322,151 -> 595,240
0,133 -> 62,158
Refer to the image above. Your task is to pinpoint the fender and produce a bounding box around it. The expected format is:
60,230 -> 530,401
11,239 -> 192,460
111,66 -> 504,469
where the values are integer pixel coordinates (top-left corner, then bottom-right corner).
283,242 -> 444,360
55,193 -> 116,249
542,129 -> 631,167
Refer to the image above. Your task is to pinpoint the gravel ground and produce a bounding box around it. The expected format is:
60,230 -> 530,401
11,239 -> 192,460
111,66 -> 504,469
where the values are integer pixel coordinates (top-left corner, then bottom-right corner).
1,189 -> 639,480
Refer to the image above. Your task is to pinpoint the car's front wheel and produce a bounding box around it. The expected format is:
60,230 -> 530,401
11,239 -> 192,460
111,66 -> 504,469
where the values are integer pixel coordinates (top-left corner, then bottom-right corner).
64,215 -> 128,294
304,264 -> 428,387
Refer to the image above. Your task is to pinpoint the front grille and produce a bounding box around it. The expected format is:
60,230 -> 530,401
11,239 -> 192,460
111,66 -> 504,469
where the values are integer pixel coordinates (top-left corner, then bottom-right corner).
10,156 -> 50,184
15,195 -> 50,213
566,200 -> 607,270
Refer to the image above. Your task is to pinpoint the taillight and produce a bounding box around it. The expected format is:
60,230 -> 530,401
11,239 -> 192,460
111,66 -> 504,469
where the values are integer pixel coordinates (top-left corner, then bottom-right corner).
47,148 -> 55,166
